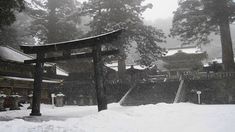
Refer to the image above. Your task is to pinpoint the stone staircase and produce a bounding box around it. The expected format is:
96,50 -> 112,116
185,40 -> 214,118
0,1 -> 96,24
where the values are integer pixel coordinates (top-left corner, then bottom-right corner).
121,81 -> 179,106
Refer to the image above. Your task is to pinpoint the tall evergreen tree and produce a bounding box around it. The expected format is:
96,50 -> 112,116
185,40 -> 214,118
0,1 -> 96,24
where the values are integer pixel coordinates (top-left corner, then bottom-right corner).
82,0 -> 165,71
0,13 -> 34,48
0,0 -> 26,48
26,0 -> 83,45
171,0 -> 235,71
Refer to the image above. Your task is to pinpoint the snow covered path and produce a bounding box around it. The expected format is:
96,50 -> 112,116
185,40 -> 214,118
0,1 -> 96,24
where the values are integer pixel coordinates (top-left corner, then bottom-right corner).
0,103 -> 235,132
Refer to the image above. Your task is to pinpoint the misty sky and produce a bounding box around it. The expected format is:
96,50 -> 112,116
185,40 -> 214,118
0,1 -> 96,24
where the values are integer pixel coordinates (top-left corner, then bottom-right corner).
79,0 -> 179,21
143,0 -> 178,20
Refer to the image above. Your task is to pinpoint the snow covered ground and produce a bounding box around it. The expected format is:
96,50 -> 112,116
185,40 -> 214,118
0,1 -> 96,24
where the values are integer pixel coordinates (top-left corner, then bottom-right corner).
0,103 -> 235,132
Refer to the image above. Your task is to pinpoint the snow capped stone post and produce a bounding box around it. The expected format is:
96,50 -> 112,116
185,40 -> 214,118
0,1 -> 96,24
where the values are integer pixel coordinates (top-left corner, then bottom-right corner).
79,95 -> 84,106
0,91 -> 6,111
88,96 -> 93,105
197,91 -> 202,104
51,93 -> 55,109
27,92 -> 33,109
9,93 -> 21,110
55,92 -> 65,107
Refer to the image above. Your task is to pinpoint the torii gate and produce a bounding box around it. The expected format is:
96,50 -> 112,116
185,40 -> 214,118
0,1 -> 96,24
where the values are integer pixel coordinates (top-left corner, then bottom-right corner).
20,29 -> 123,116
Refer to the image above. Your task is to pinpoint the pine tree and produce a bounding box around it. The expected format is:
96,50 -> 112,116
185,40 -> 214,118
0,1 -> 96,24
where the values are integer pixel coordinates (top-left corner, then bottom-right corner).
0,0 -> 28,48
82,0 -> 165,70
171,0 -> 235,71
0,0 -> 25,28
0,13 -> 34,49
26,0 -> 83,44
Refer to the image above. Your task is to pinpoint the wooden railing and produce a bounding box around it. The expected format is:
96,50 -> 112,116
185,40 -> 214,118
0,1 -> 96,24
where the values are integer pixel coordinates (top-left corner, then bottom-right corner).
183,72 -> 235,80
146,72 -> 235,82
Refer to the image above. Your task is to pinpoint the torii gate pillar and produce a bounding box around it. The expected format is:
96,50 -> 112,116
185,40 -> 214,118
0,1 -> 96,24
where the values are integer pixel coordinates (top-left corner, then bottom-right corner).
30,53 -> 44,116
93,45 -> 107,111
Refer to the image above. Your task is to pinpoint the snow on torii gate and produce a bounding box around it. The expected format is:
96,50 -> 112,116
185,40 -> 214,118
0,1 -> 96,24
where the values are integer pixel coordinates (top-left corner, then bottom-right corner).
20,29 -> 123,116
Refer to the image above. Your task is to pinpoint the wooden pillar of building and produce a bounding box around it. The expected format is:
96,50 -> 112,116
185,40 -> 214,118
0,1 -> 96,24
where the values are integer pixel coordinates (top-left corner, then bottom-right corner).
93,45 -> 107,111
30,53 -> 44,116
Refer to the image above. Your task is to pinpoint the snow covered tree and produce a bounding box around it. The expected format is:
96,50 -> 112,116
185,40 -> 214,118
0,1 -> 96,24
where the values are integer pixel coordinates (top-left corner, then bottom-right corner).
82,0 -> 165,71
171,0 -> 235,71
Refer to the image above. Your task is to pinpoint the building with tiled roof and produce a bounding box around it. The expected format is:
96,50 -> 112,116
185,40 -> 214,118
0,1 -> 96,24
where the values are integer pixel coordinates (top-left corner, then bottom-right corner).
161,46 -> 207,77
0,45 -> 68,103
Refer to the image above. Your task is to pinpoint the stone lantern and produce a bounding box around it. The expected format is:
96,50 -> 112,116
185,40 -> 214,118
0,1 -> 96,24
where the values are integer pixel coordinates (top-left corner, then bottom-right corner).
9,93 -> 21,110
0,91 -> 6,111
78,95 -> 84,106
88,96 -> 93,105
55,92 -> 65,107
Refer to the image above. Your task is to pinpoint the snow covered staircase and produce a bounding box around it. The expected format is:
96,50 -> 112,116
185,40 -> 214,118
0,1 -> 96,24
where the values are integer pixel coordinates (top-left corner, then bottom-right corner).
174,79 -> 186,103
120,81 -> 179,106
119,84 -> 136,105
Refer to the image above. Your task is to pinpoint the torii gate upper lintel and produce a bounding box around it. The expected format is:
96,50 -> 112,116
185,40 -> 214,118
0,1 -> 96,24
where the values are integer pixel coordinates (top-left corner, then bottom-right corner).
20,29 -> 123,116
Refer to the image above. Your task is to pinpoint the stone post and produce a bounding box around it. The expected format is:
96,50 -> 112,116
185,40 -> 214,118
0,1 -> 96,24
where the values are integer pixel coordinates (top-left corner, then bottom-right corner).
0,91 -> 6,111
79,95 -> 84,106
55,92 -> 65,107
10,93 -> 21,110
27,92 -> 33,109
88,96 -> 93,105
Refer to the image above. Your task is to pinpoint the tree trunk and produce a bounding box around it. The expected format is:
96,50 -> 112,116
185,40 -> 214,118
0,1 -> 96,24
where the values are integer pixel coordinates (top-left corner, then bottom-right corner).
93,45 -> 107,111
219,16 -> 235,72
118,58 -> 126,79
46,0 -> 58,58
30,53 -> 44,116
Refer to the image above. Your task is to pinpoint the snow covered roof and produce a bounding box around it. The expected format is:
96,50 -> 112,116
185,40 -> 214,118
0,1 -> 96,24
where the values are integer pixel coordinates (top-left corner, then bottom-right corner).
55,67 -> 68,76
211,58 -> 223,64
164,46 -> 203,57
0,46 -> 68,76
203,63 -> 210,67
0,46 -> 33,63
56,93 -> 65,97
105,62 -> 146,71
1,76 -> 62,84
0,93 -> 6,98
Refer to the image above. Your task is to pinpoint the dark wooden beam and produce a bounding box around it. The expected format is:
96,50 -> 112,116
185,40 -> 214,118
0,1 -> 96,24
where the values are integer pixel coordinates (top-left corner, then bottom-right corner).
93,45 -> 107,111
0,71 -> 33,79
20,29 -> 122,54
30,53 -> 44,116
24,50 -> 119,64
